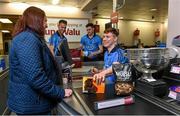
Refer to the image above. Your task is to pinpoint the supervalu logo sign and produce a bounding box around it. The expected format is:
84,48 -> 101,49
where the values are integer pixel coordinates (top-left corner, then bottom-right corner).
45,18 -> 88,42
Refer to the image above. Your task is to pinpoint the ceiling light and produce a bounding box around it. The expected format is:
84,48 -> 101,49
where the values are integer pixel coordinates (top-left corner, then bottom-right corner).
150,9 -> 157,11
0,18 -> 12,23
1,30 -> 10,33
52,0 -> 60,5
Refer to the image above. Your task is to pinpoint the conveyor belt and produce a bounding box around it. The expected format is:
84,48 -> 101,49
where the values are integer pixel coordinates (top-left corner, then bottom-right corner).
73,84 -> 173,115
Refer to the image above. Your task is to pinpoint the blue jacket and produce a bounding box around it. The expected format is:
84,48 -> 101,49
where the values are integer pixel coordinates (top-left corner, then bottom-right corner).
7,29 -> 65,114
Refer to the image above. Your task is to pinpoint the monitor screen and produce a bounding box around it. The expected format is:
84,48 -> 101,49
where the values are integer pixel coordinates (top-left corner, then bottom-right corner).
58,39 -> 73,65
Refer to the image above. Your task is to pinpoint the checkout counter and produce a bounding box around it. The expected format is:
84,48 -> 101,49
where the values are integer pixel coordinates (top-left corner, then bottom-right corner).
58,36 -> 176,115
1,59 -> 180,115
58,60 -> 180,115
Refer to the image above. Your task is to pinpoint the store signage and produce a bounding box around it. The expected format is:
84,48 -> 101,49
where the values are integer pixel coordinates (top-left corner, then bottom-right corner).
45,18 -> 88,42
111,12 -> 118,23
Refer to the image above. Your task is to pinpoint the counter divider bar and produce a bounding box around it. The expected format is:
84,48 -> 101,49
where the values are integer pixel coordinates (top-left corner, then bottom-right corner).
162,76 -> 180,82
134,91 -> 179,115
73,88 -> 94,115
2,107 -> 11,115
0,68 -> 9,81
58,100 -> 81,115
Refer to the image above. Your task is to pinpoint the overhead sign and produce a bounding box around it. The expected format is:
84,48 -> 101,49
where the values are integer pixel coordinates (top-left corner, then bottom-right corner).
45,18 -> 88,42
111,12 -> 118,23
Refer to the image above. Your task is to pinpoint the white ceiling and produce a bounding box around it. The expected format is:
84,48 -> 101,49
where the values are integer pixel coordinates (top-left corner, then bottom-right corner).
96,0 -> 168,22
0,0 -> 168,23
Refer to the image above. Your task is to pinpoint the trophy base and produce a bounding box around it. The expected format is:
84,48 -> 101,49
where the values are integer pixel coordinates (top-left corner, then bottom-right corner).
136,79 -> 167,96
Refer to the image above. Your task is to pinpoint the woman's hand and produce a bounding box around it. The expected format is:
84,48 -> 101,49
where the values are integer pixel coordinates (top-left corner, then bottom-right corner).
64,89 -> 73,97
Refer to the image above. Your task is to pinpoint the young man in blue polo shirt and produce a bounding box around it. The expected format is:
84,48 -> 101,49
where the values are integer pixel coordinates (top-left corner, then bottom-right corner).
48,19 -> 73,65
80,23 -> 103,61
92,28 -> 129,84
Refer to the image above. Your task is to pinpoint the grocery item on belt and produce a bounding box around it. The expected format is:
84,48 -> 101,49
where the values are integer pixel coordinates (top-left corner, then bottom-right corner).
168,86 -> 180,102
82,76 -> 105,93
113,63 -> 134,96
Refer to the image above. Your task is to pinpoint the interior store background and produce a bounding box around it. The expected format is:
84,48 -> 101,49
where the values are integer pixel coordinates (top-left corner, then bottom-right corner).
0,0 -> 180,115
0,0 -> 179,55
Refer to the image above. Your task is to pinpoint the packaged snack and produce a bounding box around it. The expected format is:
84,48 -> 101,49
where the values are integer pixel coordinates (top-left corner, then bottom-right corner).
168,86 -> 180,102
82,77 -> 105,93
113,63 -> 134,96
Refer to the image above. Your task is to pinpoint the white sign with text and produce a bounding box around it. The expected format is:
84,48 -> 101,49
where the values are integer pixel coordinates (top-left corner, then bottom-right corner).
45,18 -> 88,42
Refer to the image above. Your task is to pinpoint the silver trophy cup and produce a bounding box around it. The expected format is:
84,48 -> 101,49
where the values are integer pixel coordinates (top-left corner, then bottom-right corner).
126,47 -> 178,81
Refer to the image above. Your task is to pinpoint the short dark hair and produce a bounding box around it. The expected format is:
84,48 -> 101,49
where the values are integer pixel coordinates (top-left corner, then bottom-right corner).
104,28 -> 119,36
59,20 -> 67,25
86,23 -> 94,28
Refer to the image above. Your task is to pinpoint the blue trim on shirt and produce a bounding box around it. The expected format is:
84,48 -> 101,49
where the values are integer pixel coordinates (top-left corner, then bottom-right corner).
80,34 -> 102,52
104,46 -> 129,84
48,31 -> 66,56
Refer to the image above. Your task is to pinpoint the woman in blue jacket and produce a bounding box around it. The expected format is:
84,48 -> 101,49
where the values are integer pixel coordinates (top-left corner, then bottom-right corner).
7,6 -> 72,115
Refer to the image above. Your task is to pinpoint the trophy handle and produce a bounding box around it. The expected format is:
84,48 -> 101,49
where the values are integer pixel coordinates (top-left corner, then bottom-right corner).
169,47 -> 179,59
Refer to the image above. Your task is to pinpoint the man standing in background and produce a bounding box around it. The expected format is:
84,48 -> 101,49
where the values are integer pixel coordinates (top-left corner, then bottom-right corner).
48,19 -> 73,65
80,23 -> 103,61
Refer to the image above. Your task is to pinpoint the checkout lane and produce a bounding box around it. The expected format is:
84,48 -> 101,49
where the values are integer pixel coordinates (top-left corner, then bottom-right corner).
72,87 -> 172,115
1,60 -> 180,115
58,81 -> 178,115
57,61 -> 180,115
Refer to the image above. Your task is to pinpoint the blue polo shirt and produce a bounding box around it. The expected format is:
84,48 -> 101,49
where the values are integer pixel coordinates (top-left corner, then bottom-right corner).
80,34 -> 102,54
48,31 -> 66,56
104,46 -> 129,84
